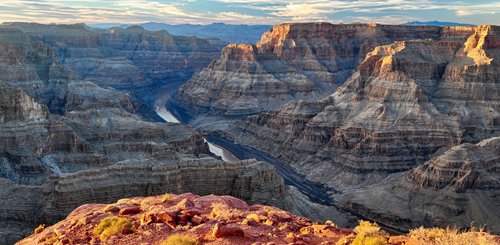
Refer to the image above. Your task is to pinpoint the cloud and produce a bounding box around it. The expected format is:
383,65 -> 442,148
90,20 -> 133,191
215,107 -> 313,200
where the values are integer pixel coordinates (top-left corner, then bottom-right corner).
452,2 -> 500,16
0,0 -> 498,25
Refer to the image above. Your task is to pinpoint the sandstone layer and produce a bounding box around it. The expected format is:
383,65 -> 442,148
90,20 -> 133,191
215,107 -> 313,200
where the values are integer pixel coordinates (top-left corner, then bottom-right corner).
233,25 -> 499,189
223,25 -> 500,232
18,193 -> 500,245
0,23 -> 225,116
0,80 -> 210,244
334,137 -> 500,233
173,23 -> 470,118
0,156 -> 286,244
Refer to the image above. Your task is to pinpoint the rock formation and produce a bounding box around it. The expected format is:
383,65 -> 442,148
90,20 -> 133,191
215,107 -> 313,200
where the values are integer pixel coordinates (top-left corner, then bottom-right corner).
18,193 -> 500,245
0,156 -> 288,244
208,24 -> 500,232
334,136 -> 500,233
0,80 -> 211,244
173,23 -> 458,119
0,23 -> 225,116
232,25 -> 499,190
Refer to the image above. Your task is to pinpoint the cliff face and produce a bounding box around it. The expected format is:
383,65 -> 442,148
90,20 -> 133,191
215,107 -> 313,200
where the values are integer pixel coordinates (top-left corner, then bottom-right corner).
0,23 -> 225,115
334,137 -> 500,233
0,159 -> 286,244
233,25 -> 499,189
228,25 -> 500,232
0,80 -> 212,244
18,193 -> 500,245
173,23 -> 457,118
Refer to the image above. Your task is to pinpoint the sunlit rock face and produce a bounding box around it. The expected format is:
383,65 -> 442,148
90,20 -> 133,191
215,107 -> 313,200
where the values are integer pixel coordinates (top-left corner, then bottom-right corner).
231,24 -> 500,232
1,158 -> 286,244
17,192 -> 500,245
173,23 -> 451,117
233,25 -> 499,188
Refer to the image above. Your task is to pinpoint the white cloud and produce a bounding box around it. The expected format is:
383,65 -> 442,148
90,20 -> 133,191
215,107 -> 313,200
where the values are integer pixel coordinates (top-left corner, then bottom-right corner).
0,0 -> 498,25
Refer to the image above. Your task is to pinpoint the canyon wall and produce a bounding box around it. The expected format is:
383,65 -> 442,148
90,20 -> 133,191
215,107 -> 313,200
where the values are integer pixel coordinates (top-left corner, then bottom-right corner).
173,23 -> 462,118
231,24 -> 500,231
0,158 -> 286,244
0,23 -> 225,116
172,23 -> 500,232
334,136 -> 500,233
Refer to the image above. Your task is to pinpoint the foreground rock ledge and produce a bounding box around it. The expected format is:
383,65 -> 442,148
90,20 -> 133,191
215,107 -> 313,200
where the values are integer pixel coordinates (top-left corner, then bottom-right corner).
18,193 -> 500,245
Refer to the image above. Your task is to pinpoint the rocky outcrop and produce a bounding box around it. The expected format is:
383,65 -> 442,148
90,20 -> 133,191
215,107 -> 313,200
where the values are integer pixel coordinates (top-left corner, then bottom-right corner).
173,23 -> 463,118
0,158 -> 286,244
18,193 -> 500,245
334,137 -> 500,233
233,25 -> 499,191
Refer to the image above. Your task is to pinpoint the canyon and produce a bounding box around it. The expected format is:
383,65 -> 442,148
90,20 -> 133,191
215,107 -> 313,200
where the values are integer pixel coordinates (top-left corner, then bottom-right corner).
171,23 -> 500,234
0,21 -> 499,244
0,23 -> 343,244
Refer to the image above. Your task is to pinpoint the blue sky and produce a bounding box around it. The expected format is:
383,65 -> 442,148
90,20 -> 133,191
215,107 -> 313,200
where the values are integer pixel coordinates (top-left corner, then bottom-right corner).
0,0 -> 499,25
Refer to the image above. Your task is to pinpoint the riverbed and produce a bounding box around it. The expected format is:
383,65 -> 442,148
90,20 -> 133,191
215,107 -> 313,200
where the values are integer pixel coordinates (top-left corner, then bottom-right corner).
155,84 -> 239,163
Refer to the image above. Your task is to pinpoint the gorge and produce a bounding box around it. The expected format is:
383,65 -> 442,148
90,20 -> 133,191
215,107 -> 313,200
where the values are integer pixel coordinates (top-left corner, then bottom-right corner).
0,21 -> 499,244
170,23 -> 500,234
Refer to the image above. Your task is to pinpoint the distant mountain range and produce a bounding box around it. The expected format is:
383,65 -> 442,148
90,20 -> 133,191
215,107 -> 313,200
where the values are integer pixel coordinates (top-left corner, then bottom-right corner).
89,22 -> 272,44
403,21 -> 473,26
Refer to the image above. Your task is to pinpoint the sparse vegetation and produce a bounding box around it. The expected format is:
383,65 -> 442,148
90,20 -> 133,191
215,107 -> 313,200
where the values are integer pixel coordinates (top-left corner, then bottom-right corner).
341,220 -> 388,245
34,224 -> 45,234
408,227 -> 497,245
246,213 -> 261,223
93,216 -> 134,240
208,202 -> 243,221
160,233 -> 197,245
161,194 -> 173,203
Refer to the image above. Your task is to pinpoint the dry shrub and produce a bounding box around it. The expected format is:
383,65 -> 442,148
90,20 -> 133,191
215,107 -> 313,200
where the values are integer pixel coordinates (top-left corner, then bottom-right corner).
93,216 -> 134,240
34,224 -> 45,234
208,202 -> 243,221
160,233 -> 197,245
409,227 -> 497,245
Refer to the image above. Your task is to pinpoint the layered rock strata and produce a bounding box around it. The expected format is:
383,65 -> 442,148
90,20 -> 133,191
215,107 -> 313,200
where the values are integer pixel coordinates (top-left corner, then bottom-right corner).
173,23 -> 473,118
234,25 -> 499,190
0,23 -> 225,115
1,158 -> 286,244
334,137 -> 500,233
0,80 -> 211,244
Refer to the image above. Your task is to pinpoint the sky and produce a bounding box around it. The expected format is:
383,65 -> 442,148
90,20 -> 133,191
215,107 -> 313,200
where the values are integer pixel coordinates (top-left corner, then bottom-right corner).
0,0 -> 499,25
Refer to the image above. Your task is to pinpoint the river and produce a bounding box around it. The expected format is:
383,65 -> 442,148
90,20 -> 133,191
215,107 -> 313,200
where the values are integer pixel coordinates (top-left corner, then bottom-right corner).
155,84 -> 239,163
154,83 -> 334,205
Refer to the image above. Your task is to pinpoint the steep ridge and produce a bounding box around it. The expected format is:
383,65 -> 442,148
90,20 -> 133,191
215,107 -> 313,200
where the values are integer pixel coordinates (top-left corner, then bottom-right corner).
0,81 -> 208,186
229,25 -> 500,231
0,81 -> 210,244
173,23 -> 460,119
0,23 -> 225,116
334,136 -> 500,233
233,25 -> 499,189
18,193 -> 500,245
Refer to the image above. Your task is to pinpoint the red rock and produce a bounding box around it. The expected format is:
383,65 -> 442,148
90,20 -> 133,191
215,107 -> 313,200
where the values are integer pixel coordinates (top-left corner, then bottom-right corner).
119,206 -> 141,215
175,198 -> 195,210
212,223 -> 245,238
191,215 -> 203,225
17,193 -> 500,245
121,228 -> 134,235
